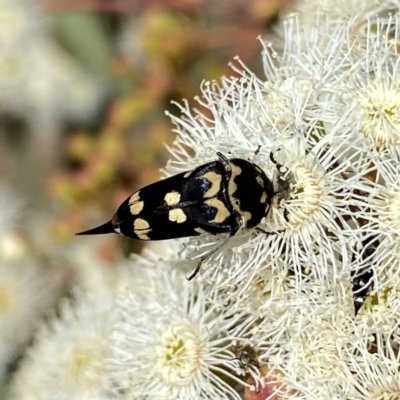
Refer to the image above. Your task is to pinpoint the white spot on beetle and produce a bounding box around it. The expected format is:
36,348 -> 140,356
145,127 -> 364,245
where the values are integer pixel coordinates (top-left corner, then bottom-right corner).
194,227 -> 209,235
256,176 -> 264,187
260,192 -> 268,203
164,191 -> 181,206
130,201 -> 144,215
169,208 -> 187,223
134,218 -> 151,240
130,191 -> 140,203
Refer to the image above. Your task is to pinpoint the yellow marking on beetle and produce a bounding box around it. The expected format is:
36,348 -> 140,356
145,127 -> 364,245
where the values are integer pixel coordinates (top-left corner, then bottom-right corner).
136,232 -> 150,240
228,164 -> 242,197
227,164 -> 251,222
203,171 -> 222,198
184,171 -> 192,178
260,192 -> 268,203
130,191 -> 140,203
169,208 -> 187,223
239,209 -> 252,223
256,176 -> 264,187
194,227 -> 209,235
205,198 -> 231,223
114,227 -> 121,234
232,201 -> 251,225
164,191 -> 181,206
134,218 -> 151,240
130,201 -> 144,215
134,218 -> 150,230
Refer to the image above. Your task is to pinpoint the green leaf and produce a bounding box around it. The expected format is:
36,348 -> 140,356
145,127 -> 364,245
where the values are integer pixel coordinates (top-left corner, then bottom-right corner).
53,13 -> 112,79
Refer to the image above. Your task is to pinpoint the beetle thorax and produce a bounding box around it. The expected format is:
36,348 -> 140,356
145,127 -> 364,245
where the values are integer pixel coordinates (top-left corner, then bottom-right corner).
226,159 -> 272,229
227,162 -> 252,225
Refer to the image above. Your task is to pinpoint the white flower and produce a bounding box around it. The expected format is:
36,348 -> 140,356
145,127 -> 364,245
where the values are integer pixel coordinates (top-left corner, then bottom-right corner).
351,159 -> 400,293
0,261 -> 54,378
267,13 -> 400,164
111,258 -> 260,400
0,185 -> 54,377
11,288 -> 117,400
62,236 -> 122,295
63,71 -> 105,124
26,38 -> 105,132
242,272 -> 356,399
0,0 -> 46,111
335,16 -> 400,161
0,0 -> 44,47
0,1 -> 105,130
0,47 -> 28,111
344,333 -> 400,399
0,184 -> 22,239
357,77 -> 400,152
288,0 -> 400,37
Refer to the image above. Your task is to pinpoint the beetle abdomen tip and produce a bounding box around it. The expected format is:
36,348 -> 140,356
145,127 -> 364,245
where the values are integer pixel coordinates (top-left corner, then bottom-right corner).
75,220 -> 115,236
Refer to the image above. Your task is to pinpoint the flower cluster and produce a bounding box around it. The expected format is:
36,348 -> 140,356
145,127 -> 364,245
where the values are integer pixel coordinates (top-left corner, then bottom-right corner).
0,185 -> 55,378
111,259 -> 259,400
0,0 -> 104,130
11,288 -> 117,400
10,1 -> 400,399
163,6 -> 400,398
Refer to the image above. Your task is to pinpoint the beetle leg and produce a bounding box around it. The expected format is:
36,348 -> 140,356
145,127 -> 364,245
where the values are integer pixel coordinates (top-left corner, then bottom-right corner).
269,148 -> 284,170
255,227 -> 283,236
254,145 -> 262,156
187,216 -> 242,281
187,234 -> 232,280
216,152 -> 232,172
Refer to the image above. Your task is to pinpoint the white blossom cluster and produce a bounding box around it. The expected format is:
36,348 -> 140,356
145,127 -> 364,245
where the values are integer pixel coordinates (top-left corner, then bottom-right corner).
0,0 -> 104,132
0,185 -> 55,378
11,288 -> 117,400
9,1 -> 400,399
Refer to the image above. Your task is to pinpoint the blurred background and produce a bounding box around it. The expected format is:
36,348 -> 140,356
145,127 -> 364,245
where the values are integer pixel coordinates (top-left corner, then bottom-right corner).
0,0 -> 290,396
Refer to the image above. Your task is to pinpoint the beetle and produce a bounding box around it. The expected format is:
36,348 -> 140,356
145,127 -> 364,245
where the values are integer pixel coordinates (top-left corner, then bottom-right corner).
76,152 -> 275,280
